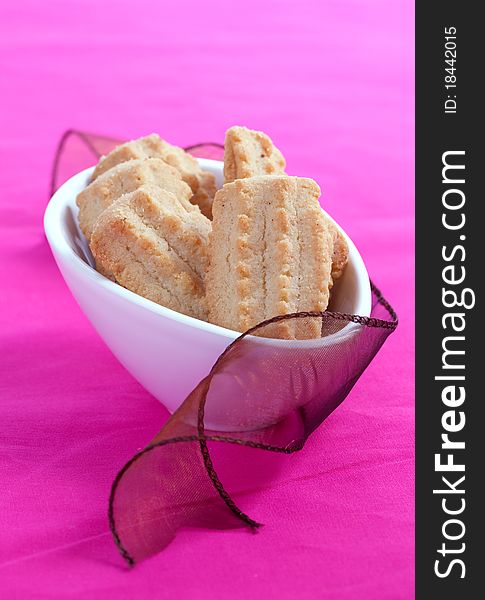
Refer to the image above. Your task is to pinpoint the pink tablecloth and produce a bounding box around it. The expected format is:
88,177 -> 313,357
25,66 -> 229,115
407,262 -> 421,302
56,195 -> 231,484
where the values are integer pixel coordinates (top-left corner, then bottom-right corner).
0,1 -> 414,598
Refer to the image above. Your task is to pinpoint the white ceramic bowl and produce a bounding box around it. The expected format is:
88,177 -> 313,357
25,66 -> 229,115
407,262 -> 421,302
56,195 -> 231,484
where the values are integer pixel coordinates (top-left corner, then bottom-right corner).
44,160 -> 371,428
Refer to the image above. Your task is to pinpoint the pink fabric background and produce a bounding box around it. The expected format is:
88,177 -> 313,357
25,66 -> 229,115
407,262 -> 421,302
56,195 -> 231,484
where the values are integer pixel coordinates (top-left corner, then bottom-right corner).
0,1 -> 414,598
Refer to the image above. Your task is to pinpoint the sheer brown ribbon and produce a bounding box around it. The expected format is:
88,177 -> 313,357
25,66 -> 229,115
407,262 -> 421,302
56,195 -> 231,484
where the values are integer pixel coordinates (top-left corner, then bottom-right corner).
51,131 -> 398,566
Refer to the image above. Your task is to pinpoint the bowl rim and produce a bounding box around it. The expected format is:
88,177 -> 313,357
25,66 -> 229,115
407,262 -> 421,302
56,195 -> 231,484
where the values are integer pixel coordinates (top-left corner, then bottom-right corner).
44,161 -> 371,343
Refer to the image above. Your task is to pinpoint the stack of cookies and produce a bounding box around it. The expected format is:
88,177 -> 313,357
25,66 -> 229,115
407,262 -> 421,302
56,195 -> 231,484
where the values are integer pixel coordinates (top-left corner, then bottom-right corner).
77,127 -> 348,339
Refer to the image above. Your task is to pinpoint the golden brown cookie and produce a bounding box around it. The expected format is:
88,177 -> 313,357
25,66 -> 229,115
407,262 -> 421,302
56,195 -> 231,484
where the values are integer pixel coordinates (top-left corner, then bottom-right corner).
90,185 -> 211,320
324,217 -> 349,285
92,134 -> 217,218
224,126 -> 348,283
223,126 -> 286,183
77,158 -> 193,241
206,176 -> 334,339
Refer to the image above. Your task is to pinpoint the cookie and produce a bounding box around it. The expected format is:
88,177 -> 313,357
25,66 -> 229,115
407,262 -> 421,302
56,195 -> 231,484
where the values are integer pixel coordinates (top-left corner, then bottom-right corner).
323,217 -> 349,285
76,158 -> 193,241
206,176 -> 334,339
223,126 -> 286,184
90,185 -> 210,320
224,126 -> 348,283
92,134 -> 217,218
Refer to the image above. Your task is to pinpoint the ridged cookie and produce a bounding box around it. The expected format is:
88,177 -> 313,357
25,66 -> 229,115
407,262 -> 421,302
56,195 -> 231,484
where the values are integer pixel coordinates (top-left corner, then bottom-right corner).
223,126 -> 286,184
224,126 -> 348,284
206,176 -> 334,339
90,185 -> 211,320
92,134 -> 217,218
77,158 -> 193,241
327,220 -> 349,283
